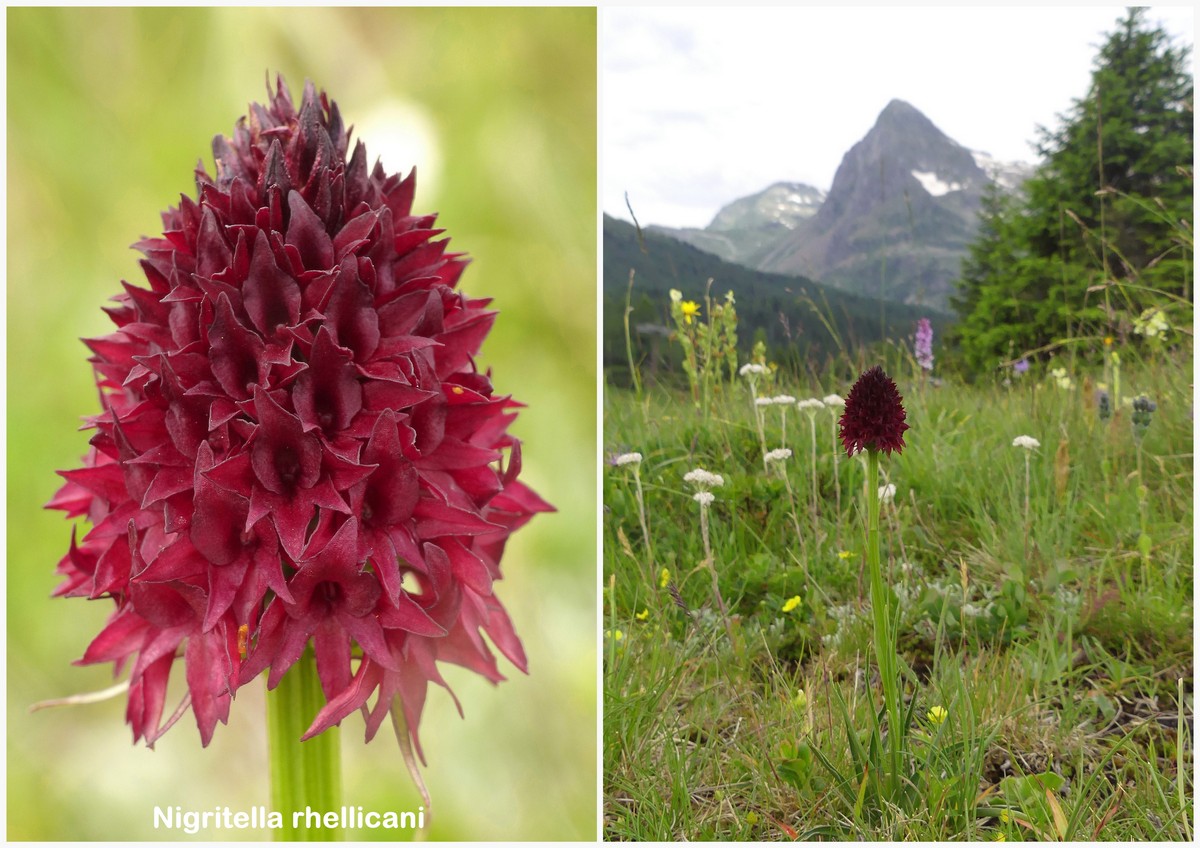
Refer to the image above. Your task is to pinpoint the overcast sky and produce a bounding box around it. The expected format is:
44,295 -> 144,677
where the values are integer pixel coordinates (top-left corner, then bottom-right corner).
603,6 -> 1195,229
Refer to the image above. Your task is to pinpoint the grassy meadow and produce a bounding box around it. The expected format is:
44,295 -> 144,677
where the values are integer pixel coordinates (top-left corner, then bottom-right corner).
602,340 -> 1192,840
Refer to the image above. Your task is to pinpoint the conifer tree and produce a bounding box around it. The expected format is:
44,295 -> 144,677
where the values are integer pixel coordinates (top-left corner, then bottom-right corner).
952,8 -> 1192,373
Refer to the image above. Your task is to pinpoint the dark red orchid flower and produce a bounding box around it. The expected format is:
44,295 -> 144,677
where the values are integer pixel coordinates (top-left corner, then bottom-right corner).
838,365 -> 909,457
49,77 -> 552,752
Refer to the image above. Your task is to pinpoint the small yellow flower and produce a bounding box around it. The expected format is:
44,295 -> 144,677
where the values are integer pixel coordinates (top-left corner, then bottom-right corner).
1103,336 -> 1114,347
837,550 -> 853,560
659,568 -> 670,589
782,595 -> 801,613
927,705 -> 948,725
680,301 -> 701,324
1000,809 -> 1010,824
605,629 -> 625,642
994,833 -> 1006,841
635,608 -> 649,621
745,811 -> 759,826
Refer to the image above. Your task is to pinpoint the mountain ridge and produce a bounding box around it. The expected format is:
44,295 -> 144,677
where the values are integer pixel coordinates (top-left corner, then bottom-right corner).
641,100 -> 1034,312
602,213 -> 948,375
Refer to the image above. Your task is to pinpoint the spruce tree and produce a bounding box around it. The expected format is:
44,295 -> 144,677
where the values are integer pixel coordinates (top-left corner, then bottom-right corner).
952,8 -> 1192,374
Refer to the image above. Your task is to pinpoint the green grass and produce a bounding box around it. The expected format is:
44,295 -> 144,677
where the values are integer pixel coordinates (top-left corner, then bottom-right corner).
603,350 -> 1192,840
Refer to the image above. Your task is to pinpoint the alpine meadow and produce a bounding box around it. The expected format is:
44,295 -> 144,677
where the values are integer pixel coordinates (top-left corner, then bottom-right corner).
603,10 -> 1192,841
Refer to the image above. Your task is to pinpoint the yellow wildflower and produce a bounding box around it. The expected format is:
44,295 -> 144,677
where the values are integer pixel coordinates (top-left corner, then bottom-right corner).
745,812 -> 759,826
680,301 -> 701,324
635,608 -> 649,621
927,705 -> 948,725
1103,336 -> 1114,347
837,550 -> 853,560
782,595 -> 801,613
659,568 -> 670,589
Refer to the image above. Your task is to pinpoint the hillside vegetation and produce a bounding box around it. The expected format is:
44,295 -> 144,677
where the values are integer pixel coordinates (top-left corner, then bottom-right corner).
604,215 -> 945,383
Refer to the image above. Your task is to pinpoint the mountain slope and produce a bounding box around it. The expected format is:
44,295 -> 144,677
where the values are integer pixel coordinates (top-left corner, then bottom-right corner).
603,214 -> 944,375
760,99 -> 991,311
641,100 -> 1034,314
646,182 -> 825,268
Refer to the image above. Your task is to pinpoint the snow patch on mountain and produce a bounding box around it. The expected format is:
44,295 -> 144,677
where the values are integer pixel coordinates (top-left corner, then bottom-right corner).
911,170 -> 963,197
786,190 -> 823,206
971,150 -> 1035,191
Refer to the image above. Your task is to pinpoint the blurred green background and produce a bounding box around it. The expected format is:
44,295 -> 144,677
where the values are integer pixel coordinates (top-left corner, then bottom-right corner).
7,7 -> 595,841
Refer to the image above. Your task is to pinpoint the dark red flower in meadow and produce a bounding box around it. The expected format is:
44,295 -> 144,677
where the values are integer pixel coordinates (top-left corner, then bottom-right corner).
838,365 -> 909,457
48,77 -> 552,750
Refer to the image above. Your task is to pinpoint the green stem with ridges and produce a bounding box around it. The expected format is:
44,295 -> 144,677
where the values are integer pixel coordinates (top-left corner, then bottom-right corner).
866,448 -> 901,802
269,650 -> 342,841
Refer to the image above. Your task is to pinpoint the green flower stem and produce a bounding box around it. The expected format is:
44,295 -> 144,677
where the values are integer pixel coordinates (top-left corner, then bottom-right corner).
830,417 -> 842,549
269,650 -> 342,841
808,414 -> 819,525
752,393 -> 768,471
631,466 -> 657,595
1023,451 -> 1032,565
699,501 -> 737,654
623,269 -> 642,402
866,448 -> 901,800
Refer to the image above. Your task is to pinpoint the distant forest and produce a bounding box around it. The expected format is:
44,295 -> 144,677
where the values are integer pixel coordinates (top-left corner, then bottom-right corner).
603,215 -> 946,383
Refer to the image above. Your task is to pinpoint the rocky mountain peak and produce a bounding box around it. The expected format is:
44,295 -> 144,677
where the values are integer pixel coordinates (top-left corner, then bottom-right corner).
815,100 -> 986,227
708,181 -> 825,232
642,100 -> 1033,312
758,100 -> 1001,310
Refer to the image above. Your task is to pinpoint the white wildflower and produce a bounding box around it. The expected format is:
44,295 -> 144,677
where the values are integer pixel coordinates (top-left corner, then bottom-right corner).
1049,366 -> 1073,390
764,448 -> 792,463
739,363 -> 768,377
754,396 -> 774,407
796,398 -> 826,413
822,394 -> 845,408
878,483 -> 896,504
683,468 -> 724,489
1133,306 -> 1169,339
1012,435 -> 1040,450
669,289 -> 682,303
614,452 -> 642,467
693,491 -> 715,506
772,394 -> 796,405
